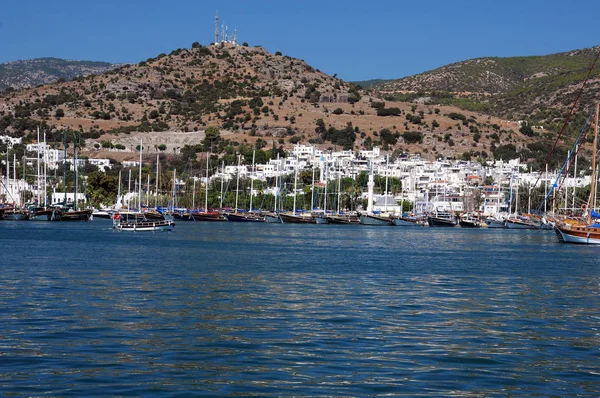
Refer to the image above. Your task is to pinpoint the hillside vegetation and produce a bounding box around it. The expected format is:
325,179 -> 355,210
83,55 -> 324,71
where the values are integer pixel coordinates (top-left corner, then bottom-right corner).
2,43 -> 595,170
0,58 -> 118,91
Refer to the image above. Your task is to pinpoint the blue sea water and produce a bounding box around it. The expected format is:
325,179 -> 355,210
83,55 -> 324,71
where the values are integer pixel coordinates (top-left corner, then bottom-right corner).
0,220 -> 599,396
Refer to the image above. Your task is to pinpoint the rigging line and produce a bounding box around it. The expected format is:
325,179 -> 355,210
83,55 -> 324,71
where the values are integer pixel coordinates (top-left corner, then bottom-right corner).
537,110 -> 594,212
533,47 -> 600,189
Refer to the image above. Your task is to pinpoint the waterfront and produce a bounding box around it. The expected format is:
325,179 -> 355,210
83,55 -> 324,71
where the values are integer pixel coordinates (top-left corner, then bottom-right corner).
0,221 -> 599,396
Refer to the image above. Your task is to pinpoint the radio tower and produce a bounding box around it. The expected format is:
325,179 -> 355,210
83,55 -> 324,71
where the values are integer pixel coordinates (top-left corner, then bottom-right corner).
214,11 -> 219,44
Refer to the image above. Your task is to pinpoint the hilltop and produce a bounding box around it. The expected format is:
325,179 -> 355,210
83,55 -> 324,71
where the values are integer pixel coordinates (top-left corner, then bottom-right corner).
0,43 -> 587,168
0,58 -> 119,91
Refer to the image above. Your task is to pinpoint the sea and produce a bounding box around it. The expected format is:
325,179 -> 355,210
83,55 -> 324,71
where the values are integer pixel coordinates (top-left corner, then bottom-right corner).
0,220 -> 598,396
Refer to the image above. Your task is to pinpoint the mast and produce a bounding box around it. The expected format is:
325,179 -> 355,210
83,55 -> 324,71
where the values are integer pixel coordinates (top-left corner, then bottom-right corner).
384,155 -> 389,213
234,154 -> 240,212
138,139 -> 143,210
220,161 -> 224,209
117,170 -> 122,209
323,161 -> 328,215
127,169 -> 132,210
146,174 -> 150,207
310,166 -> 315,212
366,160 -> 374,215
293,159 -> 298,215
274,154 -> 279,213
155,152 -> 159,208
249,150 -> 255,212
588,103 -> 599,224
43,132 -> 47,207
74,134 -> 78,210
205,153 -> 209,212
36,126 -> 40,204
337,159 -> 341,215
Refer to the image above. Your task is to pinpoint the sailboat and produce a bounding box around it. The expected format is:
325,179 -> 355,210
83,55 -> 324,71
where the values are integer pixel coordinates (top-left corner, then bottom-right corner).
57,133 -> 92,221
360,159 -> 393,226
264,155 -> 283,223
279,159 -> 314,223
225,151 -> 265,222
555,103 -> 600,243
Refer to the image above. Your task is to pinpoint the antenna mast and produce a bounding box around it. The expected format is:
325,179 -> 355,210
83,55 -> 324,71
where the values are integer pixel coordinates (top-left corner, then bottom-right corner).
214,11 -> 219,44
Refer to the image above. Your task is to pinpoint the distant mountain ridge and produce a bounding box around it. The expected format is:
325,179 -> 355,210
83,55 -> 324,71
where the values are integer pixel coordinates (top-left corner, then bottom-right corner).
0,57 -> 120,91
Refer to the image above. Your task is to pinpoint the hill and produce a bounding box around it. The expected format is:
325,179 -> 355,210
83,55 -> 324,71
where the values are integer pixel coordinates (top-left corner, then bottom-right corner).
0,57 -> 119,91
373,47 -> 600,133
0,43 -> 577,169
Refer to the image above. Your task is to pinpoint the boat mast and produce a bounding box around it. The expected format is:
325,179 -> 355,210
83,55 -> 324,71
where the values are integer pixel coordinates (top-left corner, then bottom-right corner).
384,155 -> 389,213
336,158 -> 341,215
74,134 -> 78,210
274,154 -> 279,213
310,165 -> 315,212
43,132 -> 47,207
366,159 -> 374,215
588,103 -> 599,224
249,150 -> 255,212
323,160 -> 328,215
220,161 -> 224,209
138,139 -> 143,210
293,159 -> 298,215
234,154 -> 241,213
127,169 -> 132,210
204,153 -> 209,212
36,126 -> 40,205
155,152 -> 159,208
117,170 -> 122,209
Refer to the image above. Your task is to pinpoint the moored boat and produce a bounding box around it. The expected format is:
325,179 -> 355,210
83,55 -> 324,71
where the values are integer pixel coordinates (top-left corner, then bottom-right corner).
359,213 -> 394,226
225,212 -> 265,222
113,212 -> 174,232
427,210 -> 458,227
459,213 -> 482,228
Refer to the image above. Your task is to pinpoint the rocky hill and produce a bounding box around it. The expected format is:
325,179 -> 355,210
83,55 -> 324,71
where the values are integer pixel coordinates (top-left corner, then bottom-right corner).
0,43 -> 587,169
373,47 -> 600,133
0,58 -> 118,91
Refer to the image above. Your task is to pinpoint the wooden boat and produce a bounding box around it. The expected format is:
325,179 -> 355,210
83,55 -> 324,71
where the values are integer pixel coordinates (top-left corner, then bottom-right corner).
392,215 -> 423,226
484,216 -> 506,228
326,213 -> 361,224
29,207 -> 60,221
191,211 -> 225,221
279,212 -> 316,224
3,209 -> 29,221
225,212 -> 265,222
504,215 -> 537,229
359,213 -> 394,226
555,103 -> 600,244
263,212 -> 282,223
113,212 -> 174,232
58,208 -> 92,221
427,210 -> 458,227
459,213 -> 482,228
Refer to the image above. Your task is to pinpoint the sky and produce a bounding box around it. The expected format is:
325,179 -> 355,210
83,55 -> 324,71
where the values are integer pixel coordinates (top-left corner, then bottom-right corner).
1,0 -> 599,81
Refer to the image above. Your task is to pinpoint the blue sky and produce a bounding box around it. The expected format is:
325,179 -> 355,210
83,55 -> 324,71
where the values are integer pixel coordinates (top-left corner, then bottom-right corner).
1,0 -> 598,81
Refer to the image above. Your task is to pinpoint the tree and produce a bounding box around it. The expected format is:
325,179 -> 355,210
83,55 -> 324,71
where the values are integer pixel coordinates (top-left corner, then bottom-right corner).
158,144 -> 167,151
55,108 -> 65,118
202,126 -> 221,151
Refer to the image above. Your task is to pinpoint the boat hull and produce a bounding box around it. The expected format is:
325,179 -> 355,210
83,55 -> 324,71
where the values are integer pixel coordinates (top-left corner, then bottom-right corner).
279,213 -> 315,224
554,224 -> 600,244
3,212 -> 28,221
505,219 -> 536,229
392,217 -> 421,226
191,212 -> 225,222
326,215 -> 361,224
225,213 -> 265,222
359,214 -> 393,226
59,210 -> 92,221
117,220 -> 174,232
427,216 -> 457,227
264,213 -> 282,223
485,218 -> 506,228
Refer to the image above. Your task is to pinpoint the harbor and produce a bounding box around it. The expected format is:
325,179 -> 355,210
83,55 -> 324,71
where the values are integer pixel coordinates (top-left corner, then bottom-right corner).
0,219 -> 597,396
